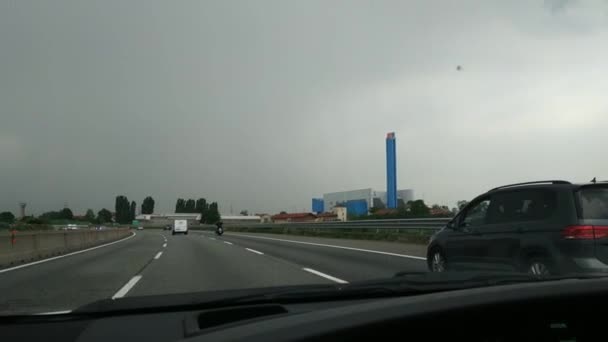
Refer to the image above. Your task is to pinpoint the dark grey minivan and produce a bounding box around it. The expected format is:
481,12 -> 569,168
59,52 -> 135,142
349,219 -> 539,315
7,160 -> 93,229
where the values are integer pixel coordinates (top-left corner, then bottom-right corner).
427,180 -> 608,275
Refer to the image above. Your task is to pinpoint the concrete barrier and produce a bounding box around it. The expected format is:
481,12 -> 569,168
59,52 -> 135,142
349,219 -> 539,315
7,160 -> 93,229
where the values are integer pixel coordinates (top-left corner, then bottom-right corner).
0,228 -> 131,269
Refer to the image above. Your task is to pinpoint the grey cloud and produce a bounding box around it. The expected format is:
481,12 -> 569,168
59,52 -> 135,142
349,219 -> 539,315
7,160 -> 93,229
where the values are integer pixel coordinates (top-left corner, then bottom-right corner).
2,1 -> 608,216
544,0 -> 576,13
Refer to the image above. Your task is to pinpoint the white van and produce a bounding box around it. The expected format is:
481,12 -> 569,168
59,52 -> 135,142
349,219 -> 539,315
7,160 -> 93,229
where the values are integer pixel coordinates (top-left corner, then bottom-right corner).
172,219 -> 188,235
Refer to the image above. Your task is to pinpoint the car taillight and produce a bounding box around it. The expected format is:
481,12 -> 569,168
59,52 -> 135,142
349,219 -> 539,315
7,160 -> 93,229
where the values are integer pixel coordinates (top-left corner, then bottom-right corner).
562,225 -> 608,239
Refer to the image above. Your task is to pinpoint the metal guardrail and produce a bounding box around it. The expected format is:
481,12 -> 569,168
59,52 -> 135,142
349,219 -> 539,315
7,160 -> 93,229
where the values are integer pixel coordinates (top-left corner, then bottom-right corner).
206,218 -> 452,231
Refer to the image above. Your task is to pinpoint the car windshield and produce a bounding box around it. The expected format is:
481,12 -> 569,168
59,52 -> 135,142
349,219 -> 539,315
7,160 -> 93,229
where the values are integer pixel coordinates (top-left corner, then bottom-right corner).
2,0 -> 608,315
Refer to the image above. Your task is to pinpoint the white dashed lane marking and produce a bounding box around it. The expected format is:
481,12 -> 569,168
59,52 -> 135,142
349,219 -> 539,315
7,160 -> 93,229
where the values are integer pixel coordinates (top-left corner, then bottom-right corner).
245,248 -> 264,255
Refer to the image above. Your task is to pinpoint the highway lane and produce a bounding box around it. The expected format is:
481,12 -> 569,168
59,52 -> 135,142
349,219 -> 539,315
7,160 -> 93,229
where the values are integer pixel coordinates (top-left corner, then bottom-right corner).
0,231 -> 165,314
129,231 -> 328,297
0,230 -> 428,315
196,231 -> 427,282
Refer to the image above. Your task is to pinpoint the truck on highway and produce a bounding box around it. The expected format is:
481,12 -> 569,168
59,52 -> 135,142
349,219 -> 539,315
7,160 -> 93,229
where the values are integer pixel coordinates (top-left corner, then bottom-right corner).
172,219 -> 188,235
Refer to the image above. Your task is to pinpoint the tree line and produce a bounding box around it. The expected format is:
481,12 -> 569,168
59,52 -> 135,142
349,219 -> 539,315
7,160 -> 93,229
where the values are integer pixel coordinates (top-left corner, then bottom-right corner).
0,195 -> 157,226
174,198 -> 221,224
0,194 -> 226,226
359,199 -> 464,220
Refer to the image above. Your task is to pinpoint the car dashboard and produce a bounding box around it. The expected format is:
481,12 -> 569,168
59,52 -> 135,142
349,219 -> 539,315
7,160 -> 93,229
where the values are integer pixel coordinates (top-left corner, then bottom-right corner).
2,277 -> 608,341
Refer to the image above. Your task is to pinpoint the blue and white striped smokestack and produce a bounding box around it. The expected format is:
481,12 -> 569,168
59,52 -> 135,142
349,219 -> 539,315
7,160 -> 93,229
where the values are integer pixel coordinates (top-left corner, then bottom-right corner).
386,132 -> 397,209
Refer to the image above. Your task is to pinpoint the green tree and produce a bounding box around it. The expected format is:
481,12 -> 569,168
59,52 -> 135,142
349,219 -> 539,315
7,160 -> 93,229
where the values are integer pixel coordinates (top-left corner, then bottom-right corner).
410,200 -> 430,217
195,198 -> 207,213
97,208 -> 112,223
457,200 -> 469,210
195,198 -> 208,223
84,209 -> 96,222
59,208 -> 74,220
185,199 -> 195,213
115,196 -> 131,224
141,196 -> 155,214
130,201 -> 136,221
39,211 -> 60,221
205,202 -> 221,224
175,198 -> 185,213
0,211 -> 15,223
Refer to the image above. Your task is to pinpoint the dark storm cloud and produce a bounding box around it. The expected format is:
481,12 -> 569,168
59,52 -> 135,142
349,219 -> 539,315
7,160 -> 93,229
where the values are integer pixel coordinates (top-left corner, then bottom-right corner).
2,1 -> 608,215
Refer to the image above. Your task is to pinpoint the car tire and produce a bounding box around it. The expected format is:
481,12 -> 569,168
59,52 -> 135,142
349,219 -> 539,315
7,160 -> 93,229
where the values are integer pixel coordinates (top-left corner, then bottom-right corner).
185,231 -> 188,235
525,258 -> 553,276
428,248 -> 447,272
172,232 -> 175,236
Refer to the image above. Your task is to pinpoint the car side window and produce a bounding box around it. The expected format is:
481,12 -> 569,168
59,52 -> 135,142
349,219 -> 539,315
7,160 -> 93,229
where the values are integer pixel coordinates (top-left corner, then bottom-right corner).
461,198 -> 491,228
486,189 -> 557,224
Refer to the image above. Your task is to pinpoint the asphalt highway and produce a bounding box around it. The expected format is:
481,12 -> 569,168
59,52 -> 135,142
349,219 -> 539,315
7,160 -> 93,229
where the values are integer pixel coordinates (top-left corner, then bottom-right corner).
0,230 -> 427,315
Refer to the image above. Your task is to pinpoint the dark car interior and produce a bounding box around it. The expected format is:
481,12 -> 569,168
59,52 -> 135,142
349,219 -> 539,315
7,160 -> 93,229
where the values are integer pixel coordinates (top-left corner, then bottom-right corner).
2,276 -> 608,341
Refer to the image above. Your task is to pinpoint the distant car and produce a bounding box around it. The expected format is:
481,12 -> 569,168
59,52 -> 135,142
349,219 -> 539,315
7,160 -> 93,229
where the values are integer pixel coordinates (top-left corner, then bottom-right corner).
164,225 -> 171,231
137,227 -> 144,230
428,180 -> 608,276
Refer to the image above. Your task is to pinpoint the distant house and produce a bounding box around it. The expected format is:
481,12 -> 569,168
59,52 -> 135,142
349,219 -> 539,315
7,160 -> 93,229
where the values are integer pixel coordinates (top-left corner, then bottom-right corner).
316,212 -> 339,222
430,206 -> 452,217
255,214 -> 272,223
271,212 -> 317,223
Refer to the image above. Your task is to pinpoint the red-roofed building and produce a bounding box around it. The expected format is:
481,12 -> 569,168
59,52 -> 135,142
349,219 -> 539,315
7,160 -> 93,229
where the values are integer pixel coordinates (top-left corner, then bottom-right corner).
373,208 -> 399,216
316,212 -> 339,222
271,212 -> 317,223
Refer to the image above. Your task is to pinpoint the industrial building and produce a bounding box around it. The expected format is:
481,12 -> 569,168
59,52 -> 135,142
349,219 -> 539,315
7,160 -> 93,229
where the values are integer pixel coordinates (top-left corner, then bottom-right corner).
311,132 -> 414,217
314,188 -> 414,217
136,213 -> 201,226
220,215 -> 263,224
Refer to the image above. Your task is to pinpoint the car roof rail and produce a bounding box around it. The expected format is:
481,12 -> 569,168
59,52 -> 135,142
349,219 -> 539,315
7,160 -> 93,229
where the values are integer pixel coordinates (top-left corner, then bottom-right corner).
488,180 -> 572,192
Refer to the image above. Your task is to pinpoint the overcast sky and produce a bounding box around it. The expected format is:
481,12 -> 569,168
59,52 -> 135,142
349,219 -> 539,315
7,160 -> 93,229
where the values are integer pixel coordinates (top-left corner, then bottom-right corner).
2,0 -> 608,215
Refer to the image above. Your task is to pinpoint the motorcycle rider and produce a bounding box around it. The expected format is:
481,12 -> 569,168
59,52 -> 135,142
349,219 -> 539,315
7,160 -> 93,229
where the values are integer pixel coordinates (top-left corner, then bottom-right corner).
215,221 -> 224,235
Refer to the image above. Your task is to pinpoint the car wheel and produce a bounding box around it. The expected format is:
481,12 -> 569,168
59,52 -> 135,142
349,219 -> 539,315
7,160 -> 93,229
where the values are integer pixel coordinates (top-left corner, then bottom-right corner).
527,259 -> 551,276
429,249 -> 447,272
172,232 -> 175,236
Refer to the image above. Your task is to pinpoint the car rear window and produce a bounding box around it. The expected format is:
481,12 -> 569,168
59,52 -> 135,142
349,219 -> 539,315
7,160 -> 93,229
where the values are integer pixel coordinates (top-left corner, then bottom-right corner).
577,187 -> 608,219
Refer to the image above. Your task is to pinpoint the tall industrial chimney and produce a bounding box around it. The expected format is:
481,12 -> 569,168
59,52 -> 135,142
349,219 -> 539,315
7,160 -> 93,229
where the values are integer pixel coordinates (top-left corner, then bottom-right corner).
386,132 -> 397,209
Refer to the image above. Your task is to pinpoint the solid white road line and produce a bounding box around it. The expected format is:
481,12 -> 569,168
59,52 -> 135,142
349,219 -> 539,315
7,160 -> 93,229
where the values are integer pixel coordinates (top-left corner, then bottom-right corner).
0,232 -> 137,274
154,251 -> 163,260
231,234 -> 427,260
33,310 -> 73,315
163,243 -> 167,248
302,268 -> 349,284
223,241 -> 233,245
112,275 -> 142,299
245,248 -> 264,255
